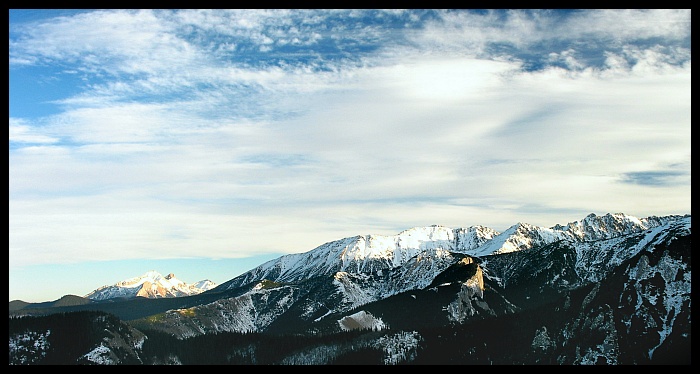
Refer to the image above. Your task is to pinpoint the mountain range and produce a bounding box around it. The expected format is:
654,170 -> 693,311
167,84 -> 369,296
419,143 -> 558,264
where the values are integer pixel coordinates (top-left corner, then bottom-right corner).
9,212 -> 692,365
84,270 -> 217,301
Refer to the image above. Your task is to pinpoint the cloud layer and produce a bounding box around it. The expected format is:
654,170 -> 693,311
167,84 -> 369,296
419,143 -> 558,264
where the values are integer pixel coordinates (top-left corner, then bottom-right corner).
9,9 -> 691,272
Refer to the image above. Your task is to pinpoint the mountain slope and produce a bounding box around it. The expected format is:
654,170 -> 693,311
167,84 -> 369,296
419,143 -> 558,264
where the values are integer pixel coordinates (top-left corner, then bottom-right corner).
217,213 -> 675,291
216,225 -> 498,292
127,213 -> 689,336
8,212 -> 691,364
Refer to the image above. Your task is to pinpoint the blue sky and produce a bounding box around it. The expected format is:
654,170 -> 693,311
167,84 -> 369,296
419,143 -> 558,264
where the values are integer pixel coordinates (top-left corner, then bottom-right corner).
9,9 -> 691,302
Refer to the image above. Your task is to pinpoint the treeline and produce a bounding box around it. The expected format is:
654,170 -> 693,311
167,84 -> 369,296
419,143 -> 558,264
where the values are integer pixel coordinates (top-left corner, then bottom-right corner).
10,309 -> 392,364
140,328 -> 384,364
9,311 -> 142,365
8,308 -> 543,364
12,295 -> 689,365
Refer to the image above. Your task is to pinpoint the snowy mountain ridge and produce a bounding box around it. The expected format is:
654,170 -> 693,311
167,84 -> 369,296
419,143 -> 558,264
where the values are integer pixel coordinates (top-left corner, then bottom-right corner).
220,212 -> 684,291
85,270 -> 217,301
178,212 -> 687,335
9,211 -> 691,364
143,212 -> 689,340
216,224 -> 497,293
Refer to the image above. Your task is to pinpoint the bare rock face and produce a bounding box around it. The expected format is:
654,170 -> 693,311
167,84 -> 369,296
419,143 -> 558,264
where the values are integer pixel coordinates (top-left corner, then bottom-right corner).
135,281 -> 169,298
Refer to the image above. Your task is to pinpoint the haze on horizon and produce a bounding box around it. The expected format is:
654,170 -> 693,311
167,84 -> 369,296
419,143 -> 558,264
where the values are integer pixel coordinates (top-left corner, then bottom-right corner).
9,9 -> 691,303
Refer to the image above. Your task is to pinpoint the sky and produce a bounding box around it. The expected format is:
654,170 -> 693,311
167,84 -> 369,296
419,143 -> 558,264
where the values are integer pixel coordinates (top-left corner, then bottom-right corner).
9,9 -> 691,303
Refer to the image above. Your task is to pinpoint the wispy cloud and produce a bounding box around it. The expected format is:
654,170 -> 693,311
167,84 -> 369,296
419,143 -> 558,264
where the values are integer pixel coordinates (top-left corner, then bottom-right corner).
9,118 -> 59,144
619,158 -> 691,187
620,170 -> 688,186
9,10 -> 691,294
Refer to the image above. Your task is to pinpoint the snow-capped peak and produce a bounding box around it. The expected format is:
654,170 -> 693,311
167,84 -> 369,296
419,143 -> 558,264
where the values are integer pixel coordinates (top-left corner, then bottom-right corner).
466,222 -> 570,257
192,279 -> 217,290
115,270 -> 182,288
85,271 -> 217,301
218,212 -> 687,297
554,212 -> 656,241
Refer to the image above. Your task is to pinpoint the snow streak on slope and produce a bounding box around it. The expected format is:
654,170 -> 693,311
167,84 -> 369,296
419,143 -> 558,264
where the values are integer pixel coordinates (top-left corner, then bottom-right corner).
333,272 -> 375,308
466,222 -> 570,257
143,281 -> 305,337
573,215 -> 691,284
627,248 -> 691,360
328,247 -> 463,312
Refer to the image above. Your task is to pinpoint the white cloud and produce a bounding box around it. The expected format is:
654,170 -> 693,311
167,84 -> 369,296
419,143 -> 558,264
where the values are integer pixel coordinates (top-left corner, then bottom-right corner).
9,118 -> 59,144
9,9 -> 691,284
564,9 -> 691,41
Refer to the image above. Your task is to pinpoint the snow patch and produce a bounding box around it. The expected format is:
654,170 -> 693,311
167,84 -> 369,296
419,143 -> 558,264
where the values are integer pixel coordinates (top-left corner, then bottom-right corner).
338,310 -> 386,331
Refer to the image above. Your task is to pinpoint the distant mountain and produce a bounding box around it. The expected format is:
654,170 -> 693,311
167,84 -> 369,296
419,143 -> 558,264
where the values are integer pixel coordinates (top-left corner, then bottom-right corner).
51,294 -> 95,307
84,271 -> 217,301
9,295 -> 94,312
9,212 -> 691,364
8,300 -> 30,312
